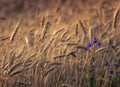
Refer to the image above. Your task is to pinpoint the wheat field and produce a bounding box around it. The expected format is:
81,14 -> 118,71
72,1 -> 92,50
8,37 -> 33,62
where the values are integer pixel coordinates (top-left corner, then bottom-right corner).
0,0 -> 120,87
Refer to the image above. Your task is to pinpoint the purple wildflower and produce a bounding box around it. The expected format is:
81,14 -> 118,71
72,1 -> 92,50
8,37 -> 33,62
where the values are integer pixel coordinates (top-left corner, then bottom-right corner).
110,68 -> 113,75
87,43 -> 92,50
97,42 -> 102,47
105,61 -> 109,66
113,63 -> 119,67
113,60 -> 119,67
93,37 -> 97,44
113,62 -> 119,67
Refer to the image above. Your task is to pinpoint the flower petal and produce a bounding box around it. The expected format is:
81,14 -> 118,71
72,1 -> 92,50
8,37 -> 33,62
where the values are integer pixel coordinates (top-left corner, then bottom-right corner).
93,37 -> 97,44
105,61 -> 109,66
110,68 -> 113,74
87,43 -> 92,49
98,42 -> 102,47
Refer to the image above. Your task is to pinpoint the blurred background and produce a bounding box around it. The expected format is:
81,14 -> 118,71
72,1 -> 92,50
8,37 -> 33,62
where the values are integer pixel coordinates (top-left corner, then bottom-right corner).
0,0 -> 120,22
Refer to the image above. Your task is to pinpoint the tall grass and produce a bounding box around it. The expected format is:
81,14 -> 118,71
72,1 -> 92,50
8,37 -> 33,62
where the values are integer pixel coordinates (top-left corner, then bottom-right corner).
0,0 -> 120,87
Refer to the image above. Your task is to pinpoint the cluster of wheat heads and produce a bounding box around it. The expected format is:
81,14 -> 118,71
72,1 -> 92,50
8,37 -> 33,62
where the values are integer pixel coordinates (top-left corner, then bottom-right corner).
0,6 -> 120,87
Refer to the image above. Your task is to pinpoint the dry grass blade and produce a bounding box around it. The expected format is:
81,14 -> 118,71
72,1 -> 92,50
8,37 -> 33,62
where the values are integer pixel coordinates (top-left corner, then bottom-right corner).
43,37 -> 54,52
54,47 -> 77,57
25,36 -> 29,45
67,50 -> 77,57
17,81 -> 32,86
88,27 -> 92,43
79,20 -> 87,35
77,45 -> 88,50
0,37 -> 9,41
50,62 -> 62,65
9,68 -> 24,77
24,59 -> 33,67
28,30 -> 35,46
3,62 -> 9,71
95,47 -> 107,53
1,56 -> 7,69
41,20 -> 50,40
116,49 -> 120,57
113,6 -> 120,29
61,84 -> 71,87
43,66 -> 56,79
10,20 -> 22,42
23,53 -> 36,65
15,46 -> 25,58
26,59 -> 38,69
52,27 -> 65,36
65,34 -> 73,41
41,17 -> 45,27
60,29 -> 69,40
75,23 -> 79,43
102,38 -> 110,44
67,43 -> 77,46
7,62 -> 23,76
75,23 -> 78,37
54,54 -> 66,59
19,74 -> 30,80
8,51 -> 16,67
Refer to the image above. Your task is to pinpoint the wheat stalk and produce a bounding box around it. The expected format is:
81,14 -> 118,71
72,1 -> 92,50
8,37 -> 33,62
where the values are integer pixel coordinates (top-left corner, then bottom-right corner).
79,20 -> 87,35
10,20 -> 22,42
60,29 -> 69,40
52,27 -> 65,36
43,37 -> 54,52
